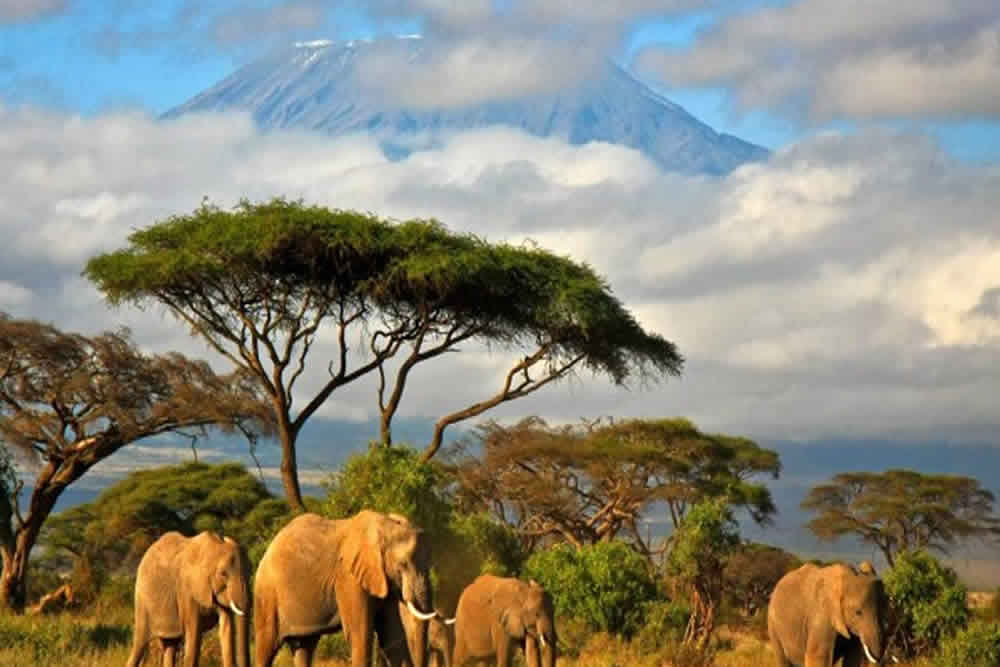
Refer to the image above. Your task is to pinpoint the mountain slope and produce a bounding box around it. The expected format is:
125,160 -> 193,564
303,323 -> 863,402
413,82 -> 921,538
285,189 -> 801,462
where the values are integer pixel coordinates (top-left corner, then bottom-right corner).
163,38 -> 768,175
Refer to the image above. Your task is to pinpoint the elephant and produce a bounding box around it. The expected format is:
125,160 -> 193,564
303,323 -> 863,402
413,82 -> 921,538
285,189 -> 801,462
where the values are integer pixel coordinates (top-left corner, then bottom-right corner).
253,510 -> 439,667
126,531 -> 251,667
450,575 -> 557,667
428,614 -> 456,667
767,560 -> 889,667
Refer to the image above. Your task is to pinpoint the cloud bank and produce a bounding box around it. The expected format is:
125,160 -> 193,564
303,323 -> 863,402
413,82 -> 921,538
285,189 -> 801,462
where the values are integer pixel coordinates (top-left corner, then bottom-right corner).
1,105 -> 999,443
638,0 -> 1000,120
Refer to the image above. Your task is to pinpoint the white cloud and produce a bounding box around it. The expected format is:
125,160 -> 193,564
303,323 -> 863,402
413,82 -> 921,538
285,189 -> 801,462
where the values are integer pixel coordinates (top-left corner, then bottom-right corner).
638,0 -> 1000,120
0,107 -> 999,445
350,0 -> 715,107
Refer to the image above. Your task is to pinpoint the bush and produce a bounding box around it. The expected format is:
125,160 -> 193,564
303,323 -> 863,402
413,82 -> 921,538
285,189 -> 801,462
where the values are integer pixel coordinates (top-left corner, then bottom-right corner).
933,621 -> 1000,667
634,599 -> 691,654
883,550 -> 970,657
524,541 -> 660,638
322,445 -> 452,540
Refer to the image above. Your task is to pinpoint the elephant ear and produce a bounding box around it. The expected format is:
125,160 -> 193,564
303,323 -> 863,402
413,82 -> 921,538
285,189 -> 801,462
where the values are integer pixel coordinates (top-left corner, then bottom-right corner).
341,511 -> 389,598
825,565 -> 851,638
501,606 -> 526,639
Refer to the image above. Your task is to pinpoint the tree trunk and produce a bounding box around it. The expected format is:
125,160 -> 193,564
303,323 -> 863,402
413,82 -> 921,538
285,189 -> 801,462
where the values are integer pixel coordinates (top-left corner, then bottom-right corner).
0,506 -> 53,613
278,426 -> 306,513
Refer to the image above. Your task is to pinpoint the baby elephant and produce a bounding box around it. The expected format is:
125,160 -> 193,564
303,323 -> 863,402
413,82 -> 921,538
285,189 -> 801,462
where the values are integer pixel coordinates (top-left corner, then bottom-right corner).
767,560 -> 888,667
451,575 -> 556,667
126,531 -> 251,667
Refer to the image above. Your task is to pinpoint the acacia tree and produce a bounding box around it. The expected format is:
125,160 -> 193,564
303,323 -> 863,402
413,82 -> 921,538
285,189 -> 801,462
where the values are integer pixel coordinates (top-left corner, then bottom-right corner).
86,198 -> 682,511
802,469 -> 1000,567
0,314 -> 271,612
450,417 -> 779,558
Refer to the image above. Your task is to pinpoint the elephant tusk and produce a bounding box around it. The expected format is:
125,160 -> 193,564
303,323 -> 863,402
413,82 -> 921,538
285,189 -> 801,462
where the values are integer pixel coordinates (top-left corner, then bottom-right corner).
229,601 -> 245,617
861,640 -> 877,664
890,655 -> 899,664
539,633 -> 547,649
443,617 -> 457,625
406,599 -> 437,621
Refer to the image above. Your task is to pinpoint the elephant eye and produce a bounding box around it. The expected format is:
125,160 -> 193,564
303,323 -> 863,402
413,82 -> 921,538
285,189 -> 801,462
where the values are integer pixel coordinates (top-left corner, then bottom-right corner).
855,609 -> 863,616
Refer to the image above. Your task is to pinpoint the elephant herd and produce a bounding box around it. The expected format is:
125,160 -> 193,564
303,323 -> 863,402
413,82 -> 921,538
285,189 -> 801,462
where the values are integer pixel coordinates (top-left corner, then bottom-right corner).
125,509 -> 557,667
124,507 -> 896,667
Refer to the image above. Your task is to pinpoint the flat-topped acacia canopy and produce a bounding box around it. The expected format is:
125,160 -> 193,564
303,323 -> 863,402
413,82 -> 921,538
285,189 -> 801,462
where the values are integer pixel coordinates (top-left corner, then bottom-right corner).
85,198 -> 682,510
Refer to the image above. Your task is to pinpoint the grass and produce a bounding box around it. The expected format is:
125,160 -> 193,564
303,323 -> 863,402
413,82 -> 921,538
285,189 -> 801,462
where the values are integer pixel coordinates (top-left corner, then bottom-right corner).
2,595 -> 995,667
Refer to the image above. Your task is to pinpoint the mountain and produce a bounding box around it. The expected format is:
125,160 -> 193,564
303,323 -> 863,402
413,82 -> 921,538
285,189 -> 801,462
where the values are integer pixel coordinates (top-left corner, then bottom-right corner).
162,37 -> 768,175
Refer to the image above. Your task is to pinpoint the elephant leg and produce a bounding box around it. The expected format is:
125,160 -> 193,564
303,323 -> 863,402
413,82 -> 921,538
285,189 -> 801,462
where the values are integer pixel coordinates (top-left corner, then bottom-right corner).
162,640 -> 178,667
524,637 -> 539,667
254,607 -> 281,667
181,615 -> 203,667
496,637 -> 513,667
126,611 -> 151,667
770,636 -> 793,667
290,635 -> 319,667
804,635 -> 833,667
338,584 -> 374,667
218,611 -> 234,667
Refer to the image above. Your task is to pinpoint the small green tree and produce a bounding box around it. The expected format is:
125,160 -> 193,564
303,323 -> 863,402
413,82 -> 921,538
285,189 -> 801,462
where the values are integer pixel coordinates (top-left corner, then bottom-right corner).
321,445 -> 453,540
85,198 -> 683,512
666,498 -> 740,648
883,550 -> 971,658
524,540 -> 659,638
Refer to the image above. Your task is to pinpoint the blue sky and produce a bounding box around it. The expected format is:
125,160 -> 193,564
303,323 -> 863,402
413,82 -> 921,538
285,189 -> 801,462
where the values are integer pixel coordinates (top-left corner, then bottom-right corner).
2,0 -> 998,159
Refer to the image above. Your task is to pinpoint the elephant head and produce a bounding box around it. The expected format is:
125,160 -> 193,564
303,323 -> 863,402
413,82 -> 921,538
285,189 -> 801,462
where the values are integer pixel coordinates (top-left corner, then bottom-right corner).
826,563 -> 887,664
500,580 -> 557,667
342,510 -> 436,666
207,536 -> 251,618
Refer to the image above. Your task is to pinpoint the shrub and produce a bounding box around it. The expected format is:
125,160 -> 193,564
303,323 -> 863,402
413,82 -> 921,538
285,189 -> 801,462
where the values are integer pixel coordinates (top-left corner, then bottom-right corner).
634,599 -> 691,654
933,621 -> 1000,667
883,550 -> 970,658
322,444 -> 452,540
524,540 -> 660,638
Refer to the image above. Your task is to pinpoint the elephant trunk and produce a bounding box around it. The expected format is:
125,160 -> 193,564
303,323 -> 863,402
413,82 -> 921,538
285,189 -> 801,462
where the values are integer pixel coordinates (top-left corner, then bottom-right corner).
402,570 -> 433,667
858,626 -> 883,664
234,606 -> 250,667
230,577 -> 251,667
537,619 -> 556,667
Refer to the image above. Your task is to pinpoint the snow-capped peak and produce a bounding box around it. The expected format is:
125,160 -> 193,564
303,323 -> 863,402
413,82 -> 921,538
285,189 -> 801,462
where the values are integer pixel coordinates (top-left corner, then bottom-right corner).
294,40 -> 333,49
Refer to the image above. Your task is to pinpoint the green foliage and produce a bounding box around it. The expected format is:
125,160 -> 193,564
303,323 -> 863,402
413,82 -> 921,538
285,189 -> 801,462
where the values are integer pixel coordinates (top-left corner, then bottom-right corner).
666,499 -> 740,584
634,600 -> 692,654
321,444 -> 452,537
933,621 -> 1000,667
524,541 -> 660,638
666,498 -> 741,647
43,462 -> 277,576
884,550 -> 971,657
